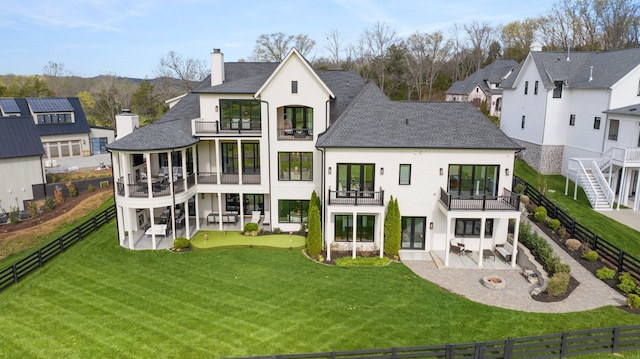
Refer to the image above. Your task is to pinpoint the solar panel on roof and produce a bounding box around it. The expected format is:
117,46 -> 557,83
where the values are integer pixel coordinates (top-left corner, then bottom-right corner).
27,98 -> 74,112
0,98 -> 20,113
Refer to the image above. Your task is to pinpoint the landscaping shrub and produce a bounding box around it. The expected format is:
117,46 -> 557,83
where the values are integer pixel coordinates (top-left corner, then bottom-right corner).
596,266 -> 616,280
173,237 -> 190,249
383,196 -> 401,256
617,272 -> 638,294
552,263 -> 571,275
581,249 -> 599,262
54,186 -> 64,205
627,294 -> 640,309
243,222 -> 259,235
306,204 -> 321,259
533,206 -> 547,222
519,223 -> 565,275
546,272 -> 570,297
547,218 -> 560,230
565,238 -> 582,251
525,203 -> 538,214
8,207 -> 19,224
335,256 -> 389,267
514,183 -> 525,194
557,227 -> 567,239
87,184 -> 95,192
66,181 -> 78,197
273,227 -> 282,234
27,201 -> 39,218
520,194 -> 530,205
44,196 -> 56,211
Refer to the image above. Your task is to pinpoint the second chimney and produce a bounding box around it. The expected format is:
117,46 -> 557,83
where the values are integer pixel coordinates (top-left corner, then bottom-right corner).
211,48 -> 225,87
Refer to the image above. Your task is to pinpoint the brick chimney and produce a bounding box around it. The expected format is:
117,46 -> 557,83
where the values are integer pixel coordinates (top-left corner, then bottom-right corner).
211,48 -> 225,86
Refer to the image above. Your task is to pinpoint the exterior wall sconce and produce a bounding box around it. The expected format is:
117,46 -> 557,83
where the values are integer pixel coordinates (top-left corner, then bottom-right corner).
82,139 -> 86,145
429,222 -> 434,229
439,168 -> 443,176
505,168 -> 510,176
215,105 -> 219,112
328,167 -> 332,175
380,167 -> 384,175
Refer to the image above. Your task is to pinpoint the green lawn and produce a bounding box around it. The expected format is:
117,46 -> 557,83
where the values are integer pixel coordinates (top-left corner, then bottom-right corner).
0,223 -> 638,358
515,159 -> 640,258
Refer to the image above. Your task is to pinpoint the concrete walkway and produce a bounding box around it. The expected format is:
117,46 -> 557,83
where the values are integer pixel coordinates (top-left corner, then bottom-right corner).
403,216 -> 626,313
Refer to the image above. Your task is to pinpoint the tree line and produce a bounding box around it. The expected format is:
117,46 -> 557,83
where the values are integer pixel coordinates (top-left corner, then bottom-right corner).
1,0 -> 638,127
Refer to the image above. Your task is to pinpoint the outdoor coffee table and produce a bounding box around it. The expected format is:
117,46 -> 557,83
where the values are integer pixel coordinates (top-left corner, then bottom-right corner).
482,249 -> 496,262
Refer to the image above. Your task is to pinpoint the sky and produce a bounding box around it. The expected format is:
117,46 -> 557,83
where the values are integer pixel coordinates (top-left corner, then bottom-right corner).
0,0 -> 556,79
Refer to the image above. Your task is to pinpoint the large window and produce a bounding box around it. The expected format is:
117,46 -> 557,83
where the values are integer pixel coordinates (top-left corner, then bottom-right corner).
225,194 -> 240,212
243,194 -> 264,215
278,200 -> 309,223
399,164 -> 411,185
335,215 -> 375,242
401,217 -> 425,249
279,152 -> 313,180
242,143 -> 260,174
337,163 -> 375,193
524,81 -> 529,95
569,114 -> 576,126
608,119 -> 619,141
521,115 -> 525,129
284,106 -> 313,135
534,81 -> 539,95
553,81 -> 563,98
448,164 -> 499,196
221,142 -> 238,173
593,117 -> 601,130
220,99 -> 261,130
455,219 -> 493,237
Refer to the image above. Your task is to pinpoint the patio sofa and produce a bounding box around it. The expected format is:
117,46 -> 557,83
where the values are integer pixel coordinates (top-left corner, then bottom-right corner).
495,242 -> 513,262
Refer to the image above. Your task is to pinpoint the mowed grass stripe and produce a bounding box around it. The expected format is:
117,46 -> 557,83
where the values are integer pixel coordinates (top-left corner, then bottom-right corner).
1,222 -> 639,358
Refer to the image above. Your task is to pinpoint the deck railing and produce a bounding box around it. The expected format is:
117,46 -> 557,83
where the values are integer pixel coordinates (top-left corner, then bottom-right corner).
193,119 -> 261,136
439,187 -> 519,211
276,128 -> 313,140
327,189 -> 384,206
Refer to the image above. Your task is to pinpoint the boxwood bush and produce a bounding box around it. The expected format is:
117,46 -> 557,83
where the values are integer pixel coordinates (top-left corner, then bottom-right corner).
533,206 -> 547,222
627,294 -> 640,309
581,249 -> 599,262
546,272 -> 570,297
547,218 -> 561,230
617,272 -> 638,294
173,237 -> 190,249
243,222 -> 259,235
596,266 -> 616,280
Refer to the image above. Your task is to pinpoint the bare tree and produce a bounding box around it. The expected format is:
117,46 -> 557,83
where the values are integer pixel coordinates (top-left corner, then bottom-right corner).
359,22 -> 397,92
464,20 -> 497,71
405,31 -> 452,100
155,51 -> 207,94
92,74 -> 136,128
500,19 -> 541,61
251,32 -> 316,62
324,29 -> 344,66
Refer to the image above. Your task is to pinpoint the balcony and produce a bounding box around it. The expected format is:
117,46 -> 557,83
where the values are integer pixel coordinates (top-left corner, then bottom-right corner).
193,119 -> 261,137
115,173 -> 197,199
196,172 -> 261,185
328,189 -> 384,206
439,187 -> 519,211
277,128 -> 313,140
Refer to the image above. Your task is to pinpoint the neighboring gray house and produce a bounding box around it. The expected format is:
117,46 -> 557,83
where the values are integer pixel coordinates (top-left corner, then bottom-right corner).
0,116 -> 45,216
445,59 -> 518,117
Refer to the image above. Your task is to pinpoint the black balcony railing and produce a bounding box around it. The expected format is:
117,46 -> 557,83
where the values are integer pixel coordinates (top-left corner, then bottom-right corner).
328,189 -> 384,206
194,120 -> 261,135
277,128 -> 313,140
439,187 -> 519,211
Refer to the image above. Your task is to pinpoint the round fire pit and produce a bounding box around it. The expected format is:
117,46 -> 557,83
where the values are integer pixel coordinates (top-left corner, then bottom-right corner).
482,276 -> 506,290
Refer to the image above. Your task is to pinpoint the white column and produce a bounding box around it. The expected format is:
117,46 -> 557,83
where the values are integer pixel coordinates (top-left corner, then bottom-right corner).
149,207 -> 157,250
617,167 -> 626,210
444,216 -> 451,267
117,205 -> 125,247
634,170 -> 640,211
124,207 -> 134,250
145,153 -> 152,197
215,139 -> 221,184
217,192 -> 223,230
237,138 -> 243,185
511,216 -> 520,267
239,193 -> 245,229
351,211 -> 357,259
378,212 -> 384,258
122,152 -> 130,197
195,193 -> 201,231
478,218 -> 486,267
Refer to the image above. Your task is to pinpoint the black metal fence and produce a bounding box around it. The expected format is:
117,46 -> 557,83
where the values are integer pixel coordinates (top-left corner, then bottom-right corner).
229,325 -> 640,359
0,205 -> 117,292
514,176 -> 640,281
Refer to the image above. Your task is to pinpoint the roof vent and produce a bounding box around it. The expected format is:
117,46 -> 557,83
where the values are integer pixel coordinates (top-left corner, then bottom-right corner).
405,118 -> 409,125
122,108 -> 131,113
589,66 -> 593,82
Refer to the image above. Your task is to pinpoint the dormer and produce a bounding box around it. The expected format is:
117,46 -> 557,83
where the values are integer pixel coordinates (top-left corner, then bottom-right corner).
27,98 -> 75,125
0,98 -> 21,117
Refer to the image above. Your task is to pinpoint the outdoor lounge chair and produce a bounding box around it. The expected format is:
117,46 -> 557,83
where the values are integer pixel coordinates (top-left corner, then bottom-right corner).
250,211 -> 261,224
262,211 -> 270,225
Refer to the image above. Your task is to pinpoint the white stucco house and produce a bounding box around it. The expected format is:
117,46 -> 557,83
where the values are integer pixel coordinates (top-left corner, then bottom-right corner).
445,59 -> 518,117
500,43 -> 640,211
107,48 -> 523,268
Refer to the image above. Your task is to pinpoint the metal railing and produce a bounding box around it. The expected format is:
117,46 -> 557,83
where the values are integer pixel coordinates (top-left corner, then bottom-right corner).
439,187 -> 519,211
327,189 -> 384,206
193,119 -> 261,136
276,128 -> 313,140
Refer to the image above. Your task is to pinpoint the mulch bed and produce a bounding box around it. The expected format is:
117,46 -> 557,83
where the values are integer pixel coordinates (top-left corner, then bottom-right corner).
0,188 -> 111,235
527,216 -> 640,314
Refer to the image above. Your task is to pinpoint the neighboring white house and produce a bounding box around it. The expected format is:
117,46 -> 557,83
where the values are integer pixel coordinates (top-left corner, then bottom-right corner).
445,59 -> 518,117
0,116 -> 46,216
500,43 -> 640,210
107,48 -> 523,268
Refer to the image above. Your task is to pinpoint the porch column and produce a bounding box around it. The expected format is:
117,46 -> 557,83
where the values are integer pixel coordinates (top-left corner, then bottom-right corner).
239,193 -> 245,229
444,215 -> 452,267
123,207 -> 134,250
352,211 -> 357,259
122,152 -> 130,197
145,153 -> 152,197
217,192 -> 223,230
215,139 -> 221,184
378,212 -> 384,258
170,204 -> 176,242
237,138 -> 243,185
183,198 -> 190,239
150,207 -> 157,250
478,218 -> 486,267
617,167 -> 626,210
168,151 -> 174,197
634,170 -> 640,211
326,211 -> 332,261
195,193 -> 201,231
511,216 -> 520,268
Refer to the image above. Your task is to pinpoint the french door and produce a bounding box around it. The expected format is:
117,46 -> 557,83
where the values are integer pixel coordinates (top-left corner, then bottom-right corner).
401,217 -> 426,249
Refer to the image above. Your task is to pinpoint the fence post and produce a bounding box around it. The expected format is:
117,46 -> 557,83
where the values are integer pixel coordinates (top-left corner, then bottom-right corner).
77,226 -> 82,241
12,263 -> 18,284
560,332 -> 568,358
93,216 -> 98,232
612,327 -> 619,353
475,342 -> 484,358
59,237 -> 64,252
570,219 -> 576,238
445,344 -> 454,359
37,249 -> 43,267
504,338 -> 514,359
593,235 -> 599,251
617,251 -> 625,273
391,347 -> 397,359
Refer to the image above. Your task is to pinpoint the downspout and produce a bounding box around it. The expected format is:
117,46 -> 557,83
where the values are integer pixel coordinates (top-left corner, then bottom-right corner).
255,97 -> 270,222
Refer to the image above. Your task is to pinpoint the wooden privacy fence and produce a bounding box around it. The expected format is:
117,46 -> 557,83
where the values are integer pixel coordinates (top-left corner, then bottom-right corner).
513,176 -> 640,281
0,205 -> 117,292
229,325 -> 640,359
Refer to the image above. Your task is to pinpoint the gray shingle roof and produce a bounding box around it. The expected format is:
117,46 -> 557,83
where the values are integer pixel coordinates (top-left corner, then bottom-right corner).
316,82 -> 522,150
604,103 -> 640,116
195,63 -> 279,94
446,59 -> 517,95
0,116 -> 45,159
503,47 -> 640,89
